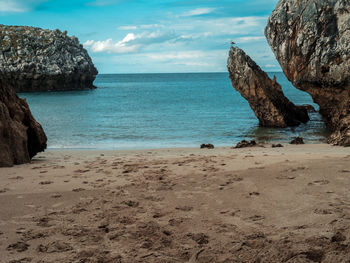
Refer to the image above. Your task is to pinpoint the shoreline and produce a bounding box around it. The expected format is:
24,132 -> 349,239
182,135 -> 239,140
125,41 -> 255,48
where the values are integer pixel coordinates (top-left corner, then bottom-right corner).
44,140 -> 330,151
1,143 -> 350,262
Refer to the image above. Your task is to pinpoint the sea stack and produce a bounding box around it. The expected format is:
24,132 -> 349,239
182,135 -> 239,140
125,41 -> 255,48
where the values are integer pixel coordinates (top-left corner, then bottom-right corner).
227,46 -> 309,128
0,25 -> 98,92
0,76 -> 47,167
265,0 -> 350,145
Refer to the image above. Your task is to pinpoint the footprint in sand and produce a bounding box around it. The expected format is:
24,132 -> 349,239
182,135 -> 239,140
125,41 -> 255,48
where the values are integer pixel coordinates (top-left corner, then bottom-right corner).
247,215 -> 265,222
37,240 -> 73,253
74,169 -> 90,173
187,233 -> 209,245
7,241 -> 29,252
314,208 -> 333,215
276,175 -> 296,180
175,206 -> 193,212
72,188 -> 86,192
0,188 -> 9,193
9,176 -> 24,180
308,180 -> 330,186
39,180 -> 53,185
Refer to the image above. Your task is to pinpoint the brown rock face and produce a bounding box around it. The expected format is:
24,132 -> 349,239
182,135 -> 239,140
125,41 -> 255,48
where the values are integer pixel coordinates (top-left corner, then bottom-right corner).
265,0 -> 350,145
227,46 -> 309,128
0,76 -> 47,167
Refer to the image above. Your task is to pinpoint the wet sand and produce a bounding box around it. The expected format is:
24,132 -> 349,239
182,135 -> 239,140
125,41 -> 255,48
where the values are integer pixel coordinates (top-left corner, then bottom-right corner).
1,144 -> 350,262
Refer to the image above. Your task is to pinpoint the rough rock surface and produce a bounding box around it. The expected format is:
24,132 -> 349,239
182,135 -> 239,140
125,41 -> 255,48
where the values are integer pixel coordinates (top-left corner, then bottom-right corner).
0,76 -> 47,167
228,46 -> 309,127
265,0 -> 350,145
0,25 -> 98,92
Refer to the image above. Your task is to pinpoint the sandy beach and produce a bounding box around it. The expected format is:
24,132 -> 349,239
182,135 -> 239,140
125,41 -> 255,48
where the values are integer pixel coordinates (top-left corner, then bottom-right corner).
1,144 -> 350,262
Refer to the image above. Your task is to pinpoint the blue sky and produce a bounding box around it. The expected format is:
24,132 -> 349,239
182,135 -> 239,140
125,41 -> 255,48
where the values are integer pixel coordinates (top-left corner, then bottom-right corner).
0,0 -> 281,73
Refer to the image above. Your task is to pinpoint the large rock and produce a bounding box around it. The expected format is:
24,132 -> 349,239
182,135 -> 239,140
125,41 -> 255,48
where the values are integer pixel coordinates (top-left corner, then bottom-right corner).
0,76 -> 47,167
0,25 -> 98,92
227,46 -> 309,127
265,0 -> 350,145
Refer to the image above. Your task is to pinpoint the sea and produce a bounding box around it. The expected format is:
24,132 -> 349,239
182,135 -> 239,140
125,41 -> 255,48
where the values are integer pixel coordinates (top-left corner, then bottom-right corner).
19,72 -> 329,150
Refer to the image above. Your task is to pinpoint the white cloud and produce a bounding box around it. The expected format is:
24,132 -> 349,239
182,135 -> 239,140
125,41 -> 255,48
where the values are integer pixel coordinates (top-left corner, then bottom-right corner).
84,31 -> 178,54
181,7 -> 216,17
144,50 -> 227,69
87,0 -> 121,7
0,0 -> 47,13
147,51 -> 204,60
84,34 -> 137,53
118,25 -> 138,30
236,36 -> 265,43
118,24 -> 163,30
86,15 -> 271,72
0,2 -> 24,12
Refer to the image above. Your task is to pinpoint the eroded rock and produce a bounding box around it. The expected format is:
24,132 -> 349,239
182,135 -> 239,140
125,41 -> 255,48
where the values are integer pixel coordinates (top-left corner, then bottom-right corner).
265,0 -> 350,145
0,25 -> 98,92
200,144 -> 214,149
0,77 -> 47,167
227,46 -> 309,128
235,140 -> 257,149
290,137 -> 305,145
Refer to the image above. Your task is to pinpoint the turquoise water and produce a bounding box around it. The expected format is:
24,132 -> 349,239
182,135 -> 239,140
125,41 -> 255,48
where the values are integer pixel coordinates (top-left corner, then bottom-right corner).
19,73 -> 328,149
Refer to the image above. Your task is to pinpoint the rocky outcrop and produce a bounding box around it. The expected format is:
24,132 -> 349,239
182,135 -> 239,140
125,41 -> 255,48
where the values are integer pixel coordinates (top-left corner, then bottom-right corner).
0,76 -> 47,167
228,46 -> 309,128
265,0 -> 350,145
0,25 -> 97,92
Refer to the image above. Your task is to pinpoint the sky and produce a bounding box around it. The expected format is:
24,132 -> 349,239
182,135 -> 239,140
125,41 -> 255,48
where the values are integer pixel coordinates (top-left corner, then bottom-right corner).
0,0 -> 281,74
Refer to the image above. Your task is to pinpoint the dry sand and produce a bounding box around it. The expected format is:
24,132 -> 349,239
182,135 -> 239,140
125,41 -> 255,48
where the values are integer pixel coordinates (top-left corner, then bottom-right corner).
1,144 -> 350,263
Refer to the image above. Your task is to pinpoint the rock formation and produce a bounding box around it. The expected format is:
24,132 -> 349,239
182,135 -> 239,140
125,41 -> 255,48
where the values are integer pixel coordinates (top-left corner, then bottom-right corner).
265,0 -> 350,145
0,25 -> 98,92
228,46 -> 309,128
0,76 -> 47,167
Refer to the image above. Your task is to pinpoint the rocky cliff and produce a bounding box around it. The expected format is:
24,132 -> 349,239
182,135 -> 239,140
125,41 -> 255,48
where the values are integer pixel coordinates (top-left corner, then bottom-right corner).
265,0 -> 350,145
0,25 -> 98,92
0,76 -> 47,167
228,46 -> 309,128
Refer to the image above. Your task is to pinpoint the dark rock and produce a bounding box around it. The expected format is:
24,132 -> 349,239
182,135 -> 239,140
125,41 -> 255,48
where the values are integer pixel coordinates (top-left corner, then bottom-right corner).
0,77 -> 47,167
235,140 -> 257,148
297,104 -> 317,113
200,144 -> 214,149
227,46 -> 309,128
290,137 -> 304,145
265,0 -> 350,146
0,25 -> 98,92
272,143 -> 284,148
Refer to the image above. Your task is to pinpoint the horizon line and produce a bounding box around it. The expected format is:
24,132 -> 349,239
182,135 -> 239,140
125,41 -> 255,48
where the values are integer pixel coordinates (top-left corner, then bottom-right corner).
96,71 -> 284,75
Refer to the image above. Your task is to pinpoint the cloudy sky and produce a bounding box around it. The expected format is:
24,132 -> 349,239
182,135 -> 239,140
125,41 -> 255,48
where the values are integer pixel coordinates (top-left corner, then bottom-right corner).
0,0 -> 281,73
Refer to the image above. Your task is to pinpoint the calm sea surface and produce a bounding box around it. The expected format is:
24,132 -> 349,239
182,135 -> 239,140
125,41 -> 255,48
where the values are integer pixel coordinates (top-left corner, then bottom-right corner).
19,73 -> 329,149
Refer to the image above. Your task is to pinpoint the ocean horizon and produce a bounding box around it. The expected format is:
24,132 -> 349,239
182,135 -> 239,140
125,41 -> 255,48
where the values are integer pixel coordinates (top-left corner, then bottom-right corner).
19,72 -> 329,150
